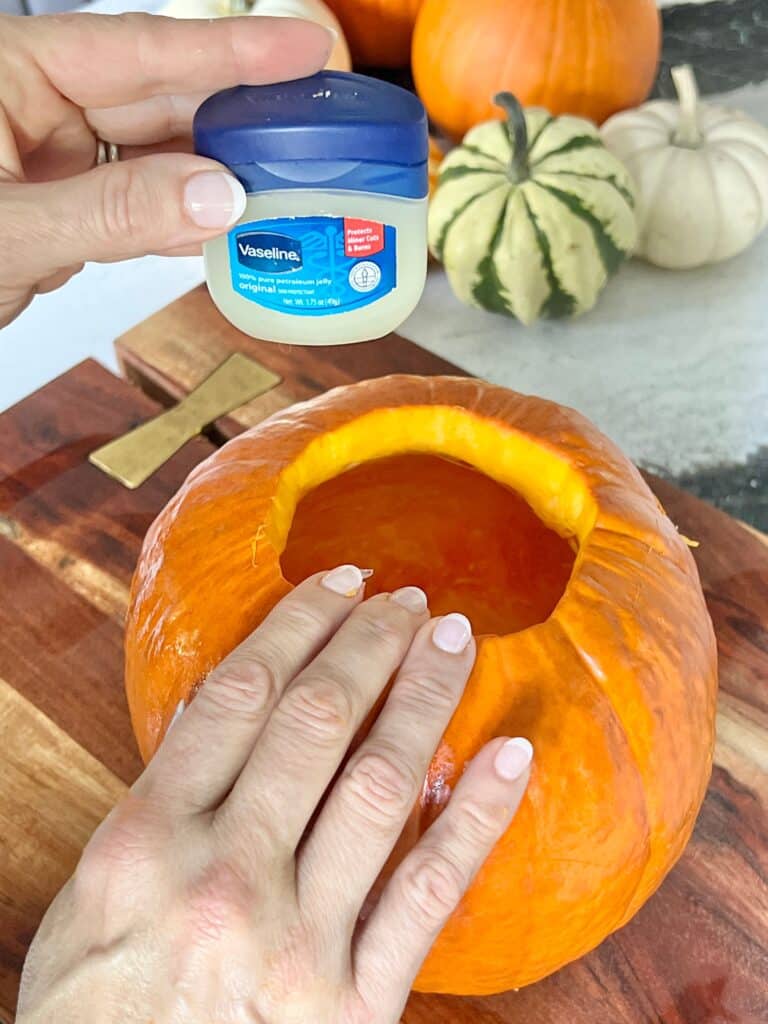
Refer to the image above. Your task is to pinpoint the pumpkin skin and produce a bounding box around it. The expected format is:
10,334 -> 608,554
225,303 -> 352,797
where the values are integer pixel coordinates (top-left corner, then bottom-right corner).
601,65 -> 768,269
427,134 -> 445,197
125,376 -> 717,995
323,0 -> 422,68
429,97 -> 637,323
412,0 -> 661,142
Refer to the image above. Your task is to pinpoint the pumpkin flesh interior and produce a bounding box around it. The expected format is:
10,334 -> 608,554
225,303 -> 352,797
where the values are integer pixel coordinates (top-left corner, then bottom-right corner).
282,452 -> 575,633
273,407 -> 597,636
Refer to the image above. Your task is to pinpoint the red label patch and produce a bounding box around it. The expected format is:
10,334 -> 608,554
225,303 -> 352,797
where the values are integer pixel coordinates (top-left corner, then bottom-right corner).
344,219 -> 385,258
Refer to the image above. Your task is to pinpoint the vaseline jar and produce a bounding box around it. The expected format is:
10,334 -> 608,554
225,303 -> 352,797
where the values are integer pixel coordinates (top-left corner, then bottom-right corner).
193,72 -> 429,346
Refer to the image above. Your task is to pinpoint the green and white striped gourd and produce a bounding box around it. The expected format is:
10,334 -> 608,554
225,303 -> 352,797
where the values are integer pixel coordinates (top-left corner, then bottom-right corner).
428,94 -> 638,324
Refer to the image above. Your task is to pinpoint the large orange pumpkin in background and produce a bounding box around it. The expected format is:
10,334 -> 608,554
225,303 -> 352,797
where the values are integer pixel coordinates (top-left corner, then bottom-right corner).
125,376 -> 717,995
323,0 -> 423,67
412,0 -> 661,142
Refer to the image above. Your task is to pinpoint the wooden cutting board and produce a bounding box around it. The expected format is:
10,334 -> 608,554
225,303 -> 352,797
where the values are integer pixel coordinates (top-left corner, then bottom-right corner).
0,294 -> 766,1024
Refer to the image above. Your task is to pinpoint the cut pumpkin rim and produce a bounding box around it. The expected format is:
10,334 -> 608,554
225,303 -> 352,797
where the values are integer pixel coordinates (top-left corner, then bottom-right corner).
260,402 -> 598,641
162,376 -> 688,669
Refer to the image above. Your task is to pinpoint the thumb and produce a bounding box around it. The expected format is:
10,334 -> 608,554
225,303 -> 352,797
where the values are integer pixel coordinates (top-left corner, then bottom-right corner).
1,153 -> 246,285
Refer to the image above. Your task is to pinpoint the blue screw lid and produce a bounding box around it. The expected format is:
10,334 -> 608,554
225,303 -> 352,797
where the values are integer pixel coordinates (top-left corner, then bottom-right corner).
194,72 -> 429,199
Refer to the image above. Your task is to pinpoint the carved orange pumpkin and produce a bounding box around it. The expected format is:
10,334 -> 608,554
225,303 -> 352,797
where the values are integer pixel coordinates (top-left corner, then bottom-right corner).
412,0 -> 661,142
125,376 -> 717,995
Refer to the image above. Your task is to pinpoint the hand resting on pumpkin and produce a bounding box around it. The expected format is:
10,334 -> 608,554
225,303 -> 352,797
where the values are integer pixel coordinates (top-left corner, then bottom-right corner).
17,567 -> 532,1024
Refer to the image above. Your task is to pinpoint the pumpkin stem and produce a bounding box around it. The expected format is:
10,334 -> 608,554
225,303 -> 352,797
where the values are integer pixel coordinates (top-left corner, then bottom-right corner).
494,92 -> 529,182
671,65 -> 703,148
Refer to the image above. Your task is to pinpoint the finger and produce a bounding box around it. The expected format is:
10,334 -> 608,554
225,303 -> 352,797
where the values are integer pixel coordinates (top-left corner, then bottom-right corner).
0,104 -> 22,181
21,13 -> 334,107
154,243 -> 203,257
77,241 -> 202,261
136,567 -> 371,813
0,154 -> 246,289
216,588 -> 431,854
87,94 -> 207,147
0,285 -> 32,328
117,136 -> 196,160
298,612 -> 476,929
36,263 -> 85,293
355,736 -> 533,1016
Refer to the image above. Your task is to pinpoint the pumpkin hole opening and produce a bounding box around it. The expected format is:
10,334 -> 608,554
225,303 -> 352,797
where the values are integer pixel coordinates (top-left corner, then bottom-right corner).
280,453 -> 576,635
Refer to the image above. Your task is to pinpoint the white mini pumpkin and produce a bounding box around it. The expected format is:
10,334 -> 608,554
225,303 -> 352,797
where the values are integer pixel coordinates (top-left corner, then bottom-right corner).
601,65 -> 768,269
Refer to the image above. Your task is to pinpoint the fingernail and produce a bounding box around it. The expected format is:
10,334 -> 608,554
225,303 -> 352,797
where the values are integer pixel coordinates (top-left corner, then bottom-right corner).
322,24 -> 339,45
391,586 -> 428,614
432,613 -> 472,654
165,699 -> 186,737
494,737 -> 533,781
322,564 -> 367,597
184,171 -> 246,229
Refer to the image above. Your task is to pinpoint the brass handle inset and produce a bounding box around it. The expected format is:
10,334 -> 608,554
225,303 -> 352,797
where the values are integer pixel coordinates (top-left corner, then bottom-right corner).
90,353 -> 281,489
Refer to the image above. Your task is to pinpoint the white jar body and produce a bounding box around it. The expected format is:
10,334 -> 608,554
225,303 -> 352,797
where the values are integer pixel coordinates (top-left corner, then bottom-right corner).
203,189 -> 427,345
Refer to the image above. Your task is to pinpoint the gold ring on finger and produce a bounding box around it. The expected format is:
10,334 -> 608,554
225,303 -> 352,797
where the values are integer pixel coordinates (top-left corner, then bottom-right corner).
95,137 -> 121,165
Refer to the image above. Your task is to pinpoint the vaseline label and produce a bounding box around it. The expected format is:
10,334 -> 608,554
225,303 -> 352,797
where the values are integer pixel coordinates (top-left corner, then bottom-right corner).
235,232 -> 303,272
227,216 -> 396,315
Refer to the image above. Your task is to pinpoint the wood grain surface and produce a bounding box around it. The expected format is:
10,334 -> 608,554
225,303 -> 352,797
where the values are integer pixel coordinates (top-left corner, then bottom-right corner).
115,284 -> 466,440
1,297 -> 767,1023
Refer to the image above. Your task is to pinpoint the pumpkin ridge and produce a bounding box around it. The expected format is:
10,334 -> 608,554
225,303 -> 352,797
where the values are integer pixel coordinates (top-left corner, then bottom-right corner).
432,183 -> 507,262
530,134 -> 602,167
540,0 -> 565,110
705,131 -> 768,151
450,142 -> 506,166
719,149 -> 768,228
602,139 -> 669,165
471,198 -> 516,316
520,194 -> 577,318
704,109 -> 756,133
587,526 -> 683,570
534,181 -> 626,275
537,169 -> 635,208
582,0 -> 597,115
634,146 -> 677,250
548,613 -> 653,924
702,148 -> 725,265
527,114 -> 556,153
708,137 -> 768,179
436,164 -> 505,186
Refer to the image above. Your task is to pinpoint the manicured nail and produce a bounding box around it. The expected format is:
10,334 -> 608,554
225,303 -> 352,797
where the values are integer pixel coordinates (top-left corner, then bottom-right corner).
391,586 -> 428,613
184,171 -> 247,229
322,564 -> 367,597
494,737 -> 534,781
432,613 -> 472,654
165,699 -> 186,737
